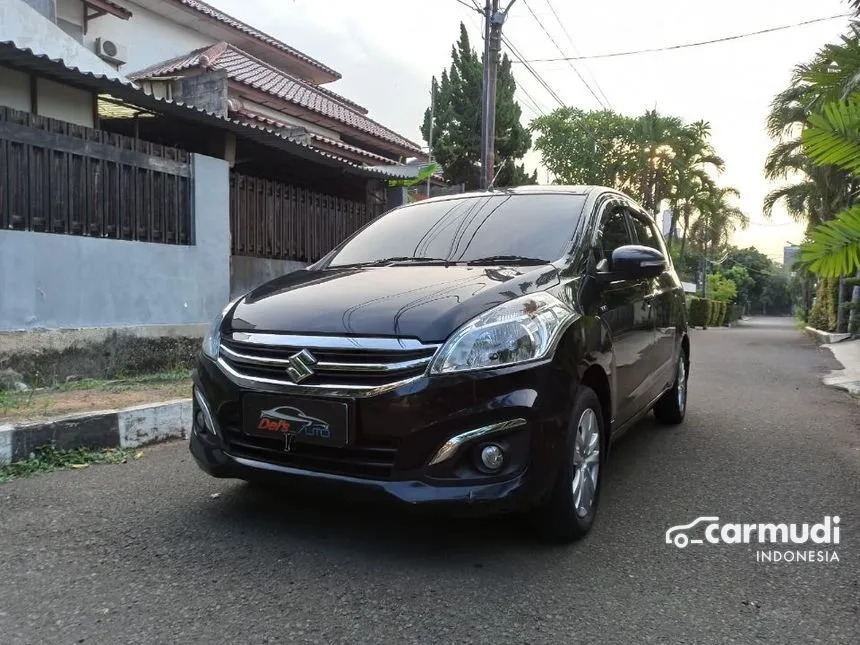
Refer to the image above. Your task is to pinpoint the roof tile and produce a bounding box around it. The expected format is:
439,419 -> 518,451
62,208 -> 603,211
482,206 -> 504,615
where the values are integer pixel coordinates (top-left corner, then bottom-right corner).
168,0 -> 340,80
235,109 -> 397,164
131,43 -> 423,155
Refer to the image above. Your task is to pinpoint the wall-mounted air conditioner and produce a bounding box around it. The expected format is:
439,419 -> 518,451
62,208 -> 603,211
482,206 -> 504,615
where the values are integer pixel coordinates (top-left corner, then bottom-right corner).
94,38 -> 127,66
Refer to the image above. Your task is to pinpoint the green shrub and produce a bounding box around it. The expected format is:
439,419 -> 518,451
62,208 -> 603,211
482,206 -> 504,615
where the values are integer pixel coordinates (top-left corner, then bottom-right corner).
808,277 -> 839,332
688,297 -> 709,327
727,303 -> 741,324
708,299 -> 720,326
718,301 -> 728,326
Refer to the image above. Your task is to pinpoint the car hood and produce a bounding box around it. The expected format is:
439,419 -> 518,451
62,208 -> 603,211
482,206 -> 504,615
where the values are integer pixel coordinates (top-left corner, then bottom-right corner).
229,264 -> 560,342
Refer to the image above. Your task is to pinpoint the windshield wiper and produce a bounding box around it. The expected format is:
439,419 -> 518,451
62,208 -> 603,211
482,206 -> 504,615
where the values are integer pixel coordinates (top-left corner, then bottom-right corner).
465,255 -> 549,266
333,256 -> 451,268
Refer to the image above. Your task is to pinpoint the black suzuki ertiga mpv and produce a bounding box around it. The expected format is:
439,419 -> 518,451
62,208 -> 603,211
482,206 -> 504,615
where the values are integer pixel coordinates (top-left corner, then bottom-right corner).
191,186 -> 690,541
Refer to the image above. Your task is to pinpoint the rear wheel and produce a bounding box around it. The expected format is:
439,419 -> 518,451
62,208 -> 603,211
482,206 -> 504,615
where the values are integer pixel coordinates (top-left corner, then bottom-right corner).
532,386 -> 604,543
653,351 -> 688,425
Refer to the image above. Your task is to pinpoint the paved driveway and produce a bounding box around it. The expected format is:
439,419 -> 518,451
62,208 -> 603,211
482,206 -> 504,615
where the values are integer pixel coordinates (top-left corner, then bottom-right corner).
1,317 -> 858,644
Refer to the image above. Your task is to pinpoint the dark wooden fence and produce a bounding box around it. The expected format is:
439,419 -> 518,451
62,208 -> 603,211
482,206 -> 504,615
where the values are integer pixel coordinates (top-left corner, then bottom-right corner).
230,172 -> 373,262
0,107 -> 192,244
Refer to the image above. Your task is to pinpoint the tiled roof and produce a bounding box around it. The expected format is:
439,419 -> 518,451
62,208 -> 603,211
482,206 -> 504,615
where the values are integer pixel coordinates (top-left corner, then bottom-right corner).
235,109 -> 396,164
0,41 -> 405,181
167,0 -> 339,80
130,43 -> 423,155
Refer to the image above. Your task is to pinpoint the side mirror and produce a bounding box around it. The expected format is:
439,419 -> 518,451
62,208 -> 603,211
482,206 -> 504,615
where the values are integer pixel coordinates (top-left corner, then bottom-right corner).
598,245 -> 667,281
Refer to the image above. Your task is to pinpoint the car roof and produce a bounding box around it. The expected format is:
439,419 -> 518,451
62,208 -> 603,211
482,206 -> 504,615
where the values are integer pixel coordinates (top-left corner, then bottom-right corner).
397,186 -> 657,223
412,185 -> 632,206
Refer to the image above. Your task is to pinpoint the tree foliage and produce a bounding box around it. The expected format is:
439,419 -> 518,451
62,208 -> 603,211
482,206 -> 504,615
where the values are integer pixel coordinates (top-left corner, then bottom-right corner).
766,28 -> 860,280
528,108 -> 631,187
706,273 -> 737,302
421,24 -> 534,190
531,107 -> 744,258
716,246 -> 792,315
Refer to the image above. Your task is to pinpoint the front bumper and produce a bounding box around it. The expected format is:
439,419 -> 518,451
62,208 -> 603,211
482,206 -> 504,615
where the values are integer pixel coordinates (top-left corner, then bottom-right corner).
190,354 -> 576,513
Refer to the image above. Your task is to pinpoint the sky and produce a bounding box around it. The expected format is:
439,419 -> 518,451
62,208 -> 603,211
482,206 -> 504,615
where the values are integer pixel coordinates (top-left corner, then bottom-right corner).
209,0 -> 855,265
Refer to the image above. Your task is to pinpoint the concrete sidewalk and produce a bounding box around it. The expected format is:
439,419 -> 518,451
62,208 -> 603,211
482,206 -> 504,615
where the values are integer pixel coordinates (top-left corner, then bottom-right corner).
821,339 -> 860,395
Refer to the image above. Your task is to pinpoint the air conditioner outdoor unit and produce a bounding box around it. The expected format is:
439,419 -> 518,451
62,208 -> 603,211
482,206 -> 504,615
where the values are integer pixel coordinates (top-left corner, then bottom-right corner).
94,38 -> 127,65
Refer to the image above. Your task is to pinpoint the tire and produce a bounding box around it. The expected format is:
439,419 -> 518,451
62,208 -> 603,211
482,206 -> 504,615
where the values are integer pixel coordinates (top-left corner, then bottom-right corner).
531,386 -> 605,543
653,351 -> 688,425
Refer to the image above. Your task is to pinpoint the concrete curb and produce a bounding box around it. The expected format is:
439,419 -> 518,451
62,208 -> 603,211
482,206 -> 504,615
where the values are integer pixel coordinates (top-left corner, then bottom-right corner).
0,398 -> 192,466
805,326 -> 852,345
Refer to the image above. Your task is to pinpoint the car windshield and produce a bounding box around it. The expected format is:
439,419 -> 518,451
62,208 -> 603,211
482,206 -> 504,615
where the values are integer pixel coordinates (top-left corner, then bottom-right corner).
326,193 -> 586,267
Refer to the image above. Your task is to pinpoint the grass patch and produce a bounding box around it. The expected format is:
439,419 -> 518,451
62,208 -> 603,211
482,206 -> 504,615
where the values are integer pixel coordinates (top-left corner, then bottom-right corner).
0,389 -> 49,416
55,370 -> 192,393
0,443 -> 142,483
0,370 -> 193,418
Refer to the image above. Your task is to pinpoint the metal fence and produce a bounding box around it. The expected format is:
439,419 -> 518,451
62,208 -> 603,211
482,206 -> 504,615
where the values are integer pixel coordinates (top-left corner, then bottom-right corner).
0,107 -> 192,244
230,172 -> 373,262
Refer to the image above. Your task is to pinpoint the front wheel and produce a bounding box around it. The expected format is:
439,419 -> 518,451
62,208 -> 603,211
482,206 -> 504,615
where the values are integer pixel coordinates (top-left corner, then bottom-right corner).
654,351 -> 688,425
531,386 -> 604,543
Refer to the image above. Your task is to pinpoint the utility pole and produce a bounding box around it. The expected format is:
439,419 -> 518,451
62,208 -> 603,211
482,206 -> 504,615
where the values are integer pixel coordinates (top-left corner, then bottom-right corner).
426,76 -> 436,199
480,0 -> 516,190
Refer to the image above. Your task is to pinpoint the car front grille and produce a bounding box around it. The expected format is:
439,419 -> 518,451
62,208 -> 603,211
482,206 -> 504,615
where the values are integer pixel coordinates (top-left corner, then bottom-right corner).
217,332 -> 440,395
222,427 -> 399,479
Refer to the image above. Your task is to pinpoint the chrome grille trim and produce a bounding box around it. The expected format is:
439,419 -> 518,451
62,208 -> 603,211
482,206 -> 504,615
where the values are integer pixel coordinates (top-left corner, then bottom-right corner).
229,332 -> 439,352
220,344 -> 432,373
216,357 -> 424,397
216,333 -> 440,396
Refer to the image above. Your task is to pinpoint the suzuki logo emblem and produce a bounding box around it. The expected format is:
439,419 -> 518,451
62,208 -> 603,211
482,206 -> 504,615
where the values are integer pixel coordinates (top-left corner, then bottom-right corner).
285,349 -> 317,383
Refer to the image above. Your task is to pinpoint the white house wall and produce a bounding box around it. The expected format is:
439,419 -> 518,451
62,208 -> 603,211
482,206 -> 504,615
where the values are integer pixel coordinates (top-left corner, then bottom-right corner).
56,0 -> 83,26
36,78 -> 94,127
0,66 -> 31,112
0,65 -> 94,128
3,0 -> 126,81
85,1 -> 215,75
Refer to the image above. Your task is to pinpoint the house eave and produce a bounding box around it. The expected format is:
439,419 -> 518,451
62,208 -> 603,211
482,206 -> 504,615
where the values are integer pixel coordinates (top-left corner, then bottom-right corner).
131,0 -> 340,84
0,42 -> 403,181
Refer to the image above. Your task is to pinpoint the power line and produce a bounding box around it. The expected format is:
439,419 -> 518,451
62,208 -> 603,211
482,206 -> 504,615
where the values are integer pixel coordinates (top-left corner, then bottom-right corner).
453,0 -> 481,13
543,0 -> 612,109
465,0 -> 556,112
502,33 -> 566,107
748,220 -> 800,227
520,0 -> 608,109
517,87 -> 545,117
514,13 -> 851,63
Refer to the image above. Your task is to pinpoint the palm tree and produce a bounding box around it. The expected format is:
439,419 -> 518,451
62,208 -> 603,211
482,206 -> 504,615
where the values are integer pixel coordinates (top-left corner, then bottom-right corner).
688,186 -> 749,258
789,26 -> 860,332
763,29 -> 860,223
625,110 -> 686,213
667,120 -> 725,251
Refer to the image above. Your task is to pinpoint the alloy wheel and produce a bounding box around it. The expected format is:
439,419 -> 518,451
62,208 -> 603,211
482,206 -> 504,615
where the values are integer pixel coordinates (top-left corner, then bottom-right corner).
571,408 -> 600,518
677,357 -> 687,412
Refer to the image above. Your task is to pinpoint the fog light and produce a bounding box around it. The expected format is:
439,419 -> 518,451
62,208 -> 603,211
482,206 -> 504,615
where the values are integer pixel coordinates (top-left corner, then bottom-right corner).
193,387 -> 217,435
480,444 -> 505,471
195,410 -> 208,433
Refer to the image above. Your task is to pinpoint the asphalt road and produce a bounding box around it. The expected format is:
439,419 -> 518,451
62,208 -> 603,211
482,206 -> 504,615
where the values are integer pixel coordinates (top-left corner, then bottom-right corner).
2,317 -> 859,644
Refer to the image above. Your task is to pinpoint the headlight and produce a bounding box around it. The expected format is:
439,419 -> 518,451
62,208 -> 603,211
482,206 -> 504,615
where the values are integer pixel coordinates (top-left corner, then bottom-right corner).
201,298 -> 240,360
430,292 -> 576,374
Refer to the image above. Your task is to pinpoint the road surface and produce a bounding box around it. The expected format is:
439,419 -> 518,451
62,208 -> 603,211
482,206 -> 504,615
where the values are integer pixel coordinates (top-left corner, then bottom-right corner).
2,317 -> 858,644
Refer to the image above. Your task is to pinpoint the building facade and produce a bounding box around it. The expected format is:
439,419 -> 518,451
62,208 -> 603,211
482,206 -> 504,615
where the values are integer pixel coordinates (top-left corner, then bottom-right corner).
52,0 -> 425,167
